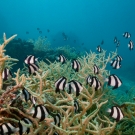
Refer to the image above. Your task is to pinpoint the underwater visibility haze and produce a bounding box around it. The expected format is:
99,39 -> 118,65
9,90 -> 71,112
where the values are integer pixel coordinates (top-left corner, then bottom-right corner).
0,0 -> 135,135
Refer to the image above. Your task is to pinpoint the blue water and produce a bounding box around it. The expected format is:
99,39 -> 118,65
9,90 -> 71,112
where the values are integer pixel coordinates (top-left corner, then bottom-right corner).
0,0 -> 135,79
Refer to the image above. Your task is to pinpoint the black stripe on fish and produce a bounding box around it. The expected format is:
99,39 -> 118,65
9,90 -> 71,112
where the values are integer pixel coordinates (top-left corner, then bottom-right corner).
74,100 -> 79,113
91,77 -> 101,90
115,55 -> 123,61
96,45 -> 102,53
71,59 -> 81,72
55,77 -> 67,93
54,113 -> 61,127
33,105 -> 49,121
67,80 -> 83,97
0,123 -> 16,135
21,88 -> 36,106
107,74 -> 122,89
108,106 -> 124,122
86,75 -> 92,85
57,55 -> 66,64
28,63 -> 39,75
24,55 -> 37,64
19,118 -> 32,135
93,64 -> 99,74
110,60 -> 121,69
22,88 -> 31,102
128,40 -> 134,50
2,68 -> 12,80
87,76 -> 101,90
123,32 -> 131,38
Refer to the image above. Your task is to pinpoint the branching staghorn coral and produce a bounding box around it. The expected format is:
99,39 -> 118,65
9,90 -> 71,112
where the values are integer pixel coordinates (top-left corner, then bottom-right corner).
0,33 -> 18,89
0,33 -> 127,135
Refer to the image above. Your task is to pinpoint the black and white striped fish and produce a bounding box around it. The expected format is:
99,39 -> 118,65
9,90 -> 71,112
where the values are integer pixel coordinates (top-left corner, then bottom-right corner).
115,55 -> 123,61
74,100 -> 79,113
18,117 -> 32,135
2,68 -> 12,80
114,37 -> 117,43
55,76 -> 67,93
0,123 -> 17,135
53,113 -> 61,127
71,59 -> 81,72
31,105 -> 49,121
53,132 -> 59,135
86,75 -> 101,90
110,60 -> 121,69
24,55 -> 38,65
105,74 -> 122,89
96,45 -> 102,53
107,106 -> 124,122
128,40 -> 134,50
28,63 -> 39,75
93,64 -> 99,74
65,80 -> 83,97
20,88 -> 36,106
56,55 -> 66,64
123,32 -> 131,38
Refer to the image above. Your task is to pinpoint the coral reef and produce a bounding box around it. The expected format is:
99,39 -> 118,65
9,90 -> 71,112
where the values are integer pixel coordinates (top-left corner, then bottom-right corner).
0,33 -> 135,135
5,37 -> 79,71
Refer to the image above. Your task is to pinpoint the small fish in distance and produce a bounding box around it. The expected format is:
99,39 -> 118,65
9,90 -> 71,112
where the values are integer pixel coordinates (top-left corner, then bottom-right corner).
101,40 -> 104,45
0,123 -> 18,135
26,31 -> 29,34
56,55 -> 66,64
93,64 -> 99,74
123,32 -> 131,38
39,30 -> 42,34
110,60 -> 121,69
28,63 -> 39,75
114,37 -> 117,43
2,68 -> 12,80
37,28 -> 40,30
107,106 -> 124,122
86,75 -> 101,90
30,104 -> 49,121
24,55 -> 38,65
71,59 -> 81,72
47,29 -> 50,32
18,117 -> 32,135
55,76 -> 67,93
128,40 -> 134,50
65,80 -> 83,97
105,74 -> 122,89
96,45 -> 102,53
116,40 -> 120,47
